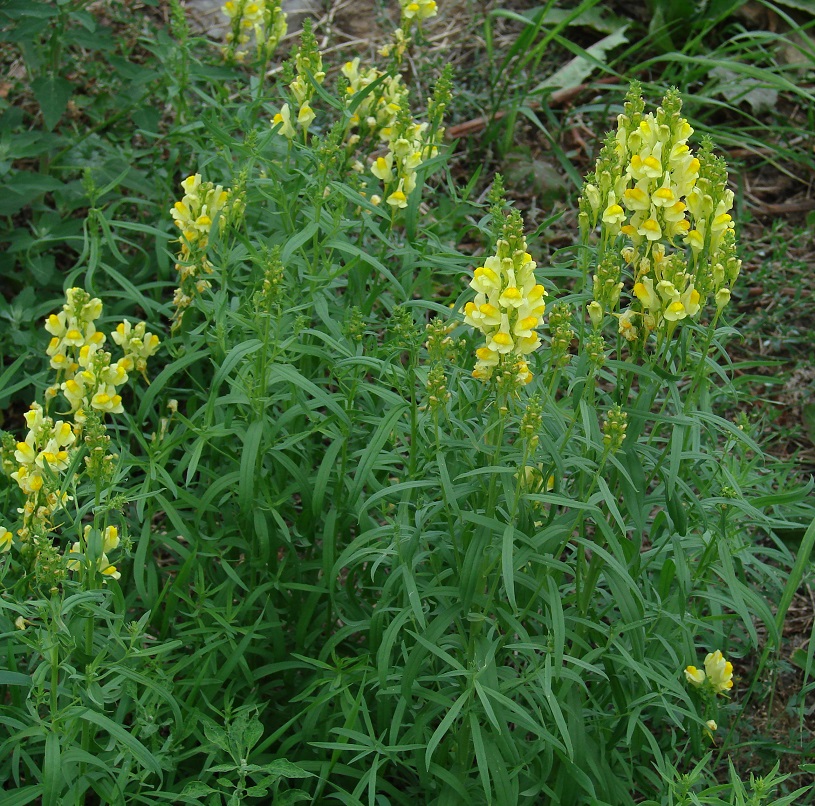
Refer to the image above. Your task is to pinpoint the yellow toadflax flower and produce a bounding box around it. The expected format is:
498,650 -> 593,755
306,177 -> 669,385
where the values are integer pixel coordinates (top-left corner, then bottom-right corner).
464,210 -> 546,385
399,0 -> 437,25
579,83 -> 741,344
170,174 -> 241,321
684,665 -> 705,687
704,649 -> 734,694
684,649 -> 734,696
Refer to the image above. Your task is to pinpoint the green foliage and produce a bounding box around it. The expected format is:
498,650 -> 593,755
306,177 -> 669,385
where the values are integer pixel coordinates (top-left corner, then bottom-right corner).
1,3 -> 814,804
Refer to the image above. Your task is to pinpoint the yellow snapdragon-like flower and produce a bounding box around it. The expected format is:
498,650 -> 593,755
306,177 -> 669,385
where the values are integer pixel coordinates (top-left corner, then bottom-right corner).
0,526 -> 12,553
170,174 -> 232,253
399,0 -> 437,24
464,211 -> 546,384
272,103 -> 296,139
579,84 -> 741,343
341,59 -> 408,148
170,174 -> 241,320
362,68 -> 449,215
684,649 -> 734,696
273,18 -> 323,138
10,404 -> 76,496
111,320 -> 161,376
44,288 -> 106,373
66,525 -> 122,582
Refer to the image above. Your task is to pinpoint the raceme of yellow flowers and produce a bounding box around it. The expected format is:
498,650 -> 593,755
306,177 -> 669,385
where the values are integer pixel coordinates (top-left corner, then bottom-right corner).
464,210 -> 547,385
0,288 -> 159,584
221,0 -> 287,64
273,17 -> 324,139
579,83 -> 741,345
272,14 -> 450,214
170,173 -> 242,320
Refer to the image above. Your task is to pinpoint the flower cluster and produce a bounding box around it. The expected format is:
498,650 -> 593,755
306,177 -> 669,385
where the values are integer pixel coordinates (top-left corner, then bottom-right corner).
463,210 -> 547,384
273,18 -> 324,139
579,84 -> 741,343
370,67 -> 450,209
43,289 -> 159,423
0,289 -> 159,584
341,57 -> 408,151
685,649 -> 734,696
170,173 -> 240,318
221,0 -> 287,63
11,405 -> 75,496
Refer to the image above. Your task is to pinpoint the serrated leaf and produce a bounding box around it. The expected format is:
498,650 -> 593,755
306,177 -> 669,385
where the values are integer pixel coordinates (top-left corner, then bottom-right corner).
207,763 -> 237,772
181,781 -> 219,796
242,712 -> 264,752
771,0 -> 815,12
708,66 -> 779,114
30,76 -> 72,131
203,721 -> 231,754
258,759 -> 312,779
246,784 -> 271,797
535,26 -> 628,92
273,792 -> 312,805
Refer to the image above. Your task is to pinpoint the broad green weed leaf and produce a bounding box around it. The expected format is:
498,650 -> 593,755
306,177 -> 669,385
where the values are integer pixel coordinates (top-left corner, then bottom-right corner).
535,26 -> 628,91
31,76 -> 73,131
